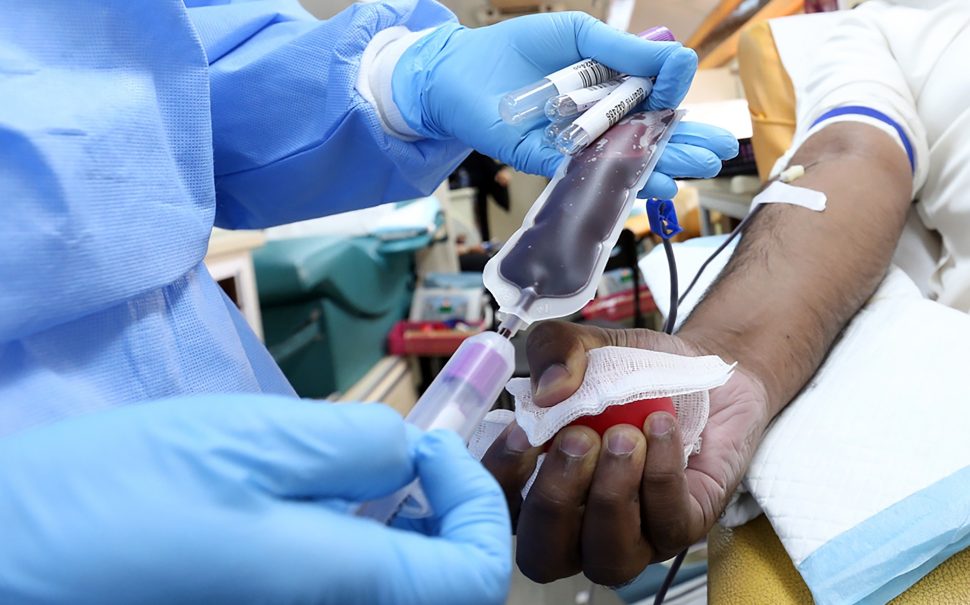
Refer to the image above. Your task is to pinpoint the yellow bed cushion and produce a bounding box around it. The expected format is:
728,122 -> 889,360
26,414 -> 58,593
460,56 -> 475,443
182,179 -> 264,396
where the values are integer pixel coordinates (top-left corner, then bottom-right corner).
709,515 -> 970,604
736,20 -> 797,181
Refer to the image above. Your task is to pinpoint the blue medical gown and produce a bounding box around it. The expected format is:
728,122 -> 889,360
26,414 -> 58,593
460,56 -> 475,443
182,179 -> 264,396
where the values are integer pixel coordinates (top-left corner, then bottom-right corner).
0,0 -> 467,435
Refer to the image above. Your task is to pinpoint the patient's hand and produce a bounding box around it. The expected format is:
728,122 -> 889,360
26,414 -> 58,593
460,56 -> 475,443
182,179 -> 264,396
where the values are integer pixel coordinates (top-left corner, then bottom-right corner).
482,321 -> 771,586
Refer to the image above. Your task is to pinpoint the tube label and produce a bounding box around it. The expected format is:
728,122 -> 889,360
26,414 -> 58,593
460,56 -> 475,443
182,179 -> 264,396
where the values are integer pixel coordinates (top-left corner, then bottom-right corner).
563,78 -> 625,112
573,77 -> 653,140
547,59 -> 620,93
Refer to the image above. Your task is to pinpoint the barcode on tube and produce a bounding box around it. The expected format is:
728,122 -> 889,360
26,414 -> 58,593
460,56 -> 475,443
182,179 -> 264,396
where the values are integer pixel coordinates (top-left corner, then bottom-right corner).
605,88 -> 646,127
588,80 -> 619,92
573,60 -> 619,88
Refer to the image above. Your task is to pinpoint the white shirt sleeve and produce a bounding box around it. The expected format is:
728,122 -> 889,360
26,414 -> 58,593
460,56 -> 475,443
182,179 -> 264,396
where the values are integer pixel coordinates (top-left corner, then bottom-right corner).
356,26 -> 439,141
772,1 -> 931,198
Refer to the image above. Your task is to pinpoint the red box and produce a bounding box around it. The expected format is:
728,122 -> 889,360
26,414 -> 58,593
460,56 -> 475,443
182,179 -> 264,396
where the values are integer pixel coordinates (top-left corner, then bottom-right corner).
581,286 -> 657,322
387,321 -> 485,357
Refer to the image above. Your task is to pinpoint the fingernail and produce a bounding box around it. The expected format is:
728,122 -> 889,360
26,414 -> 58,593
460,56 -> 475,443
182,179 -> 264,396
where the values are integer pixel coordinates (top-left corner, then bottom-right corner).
559,428 -> 594,458
649,413 -> 675,438
506,424 -> 532,453
534,363 -> 570,400
606,428 -> 637,456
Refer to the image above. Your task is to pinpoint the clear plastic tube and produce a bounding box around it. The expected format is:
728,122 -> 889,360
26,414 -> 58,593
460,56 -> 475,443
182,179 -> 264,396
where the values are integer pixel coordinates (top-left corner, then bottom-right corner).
484,109 -> 684,327
544,77 -> 624,121
355,331 -> 515,524
498,26 -> 675,125
544,115 -> 578,144
555,76 -> 654,155
499,62 -> 616,125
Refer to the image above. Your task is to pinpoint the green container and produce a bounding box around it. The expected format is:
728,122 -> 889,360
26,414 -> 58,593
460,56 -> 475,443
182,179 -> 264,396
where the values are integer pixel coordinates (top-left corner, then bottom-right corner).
256,236 -> 416,398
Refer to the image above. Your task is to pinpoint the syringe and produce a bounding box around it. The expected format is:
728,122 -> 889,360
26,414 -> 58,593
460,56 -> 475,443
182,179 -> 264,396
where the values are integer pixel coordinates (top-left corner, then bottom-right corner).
498,26 -> 675,125
355,329 -> 517,524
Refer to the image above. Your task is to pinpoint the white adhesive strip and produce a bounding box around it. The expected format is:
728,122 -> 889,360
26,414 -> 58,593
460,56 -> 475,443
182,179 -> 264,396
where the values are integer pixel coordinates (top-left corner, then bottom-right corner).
751,180 -> 827,212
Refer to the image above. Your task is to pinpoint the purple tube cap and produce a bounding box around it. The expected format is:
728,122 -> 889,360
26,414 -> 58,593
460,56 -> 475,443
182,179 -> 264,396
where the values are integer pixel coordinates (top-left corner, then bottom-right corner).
638,26 -> 676,43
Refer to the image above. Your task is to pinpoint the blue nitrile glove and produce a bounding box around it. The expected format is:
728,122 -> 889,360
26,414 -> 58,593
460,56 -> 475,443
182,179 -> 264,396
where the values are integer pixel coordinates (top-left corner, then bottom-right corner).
392,12 -> 737,193
638,120 -> 740,200
0,397 -> 511,605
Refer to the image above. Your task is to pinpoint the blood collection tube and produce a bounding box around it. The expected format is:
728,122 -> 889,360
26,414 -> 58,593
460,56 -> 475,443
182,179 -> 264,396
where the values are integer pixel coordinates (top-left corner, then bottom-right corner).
355,331 -> 515,524
544,77 -> 624,121
554,76 -> 654,155
498,26 -> 675,125
544,115 -> 577,143
498,60 -> 618,125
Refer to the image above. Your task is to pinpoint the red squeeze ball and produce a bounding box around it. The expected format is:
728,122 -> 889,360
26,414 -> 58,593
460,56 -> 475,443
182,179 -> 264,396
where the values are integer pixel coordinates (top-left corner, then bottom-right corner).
543,397 -> 677,451
567,397 -> 676,437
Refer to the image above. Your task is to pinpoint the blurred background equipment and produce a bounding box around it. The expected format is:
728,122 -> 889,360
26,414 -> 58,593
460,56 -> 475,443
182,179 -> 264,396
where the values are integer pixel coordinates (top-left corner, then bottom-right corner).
449,151 -> 512,243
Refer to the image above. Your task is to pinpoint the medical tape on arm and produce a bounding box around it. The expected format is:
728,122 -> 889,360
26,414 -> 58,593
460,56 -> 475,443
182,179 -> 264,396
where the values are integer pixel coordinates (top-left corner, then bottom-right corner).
750,180 -> 827,212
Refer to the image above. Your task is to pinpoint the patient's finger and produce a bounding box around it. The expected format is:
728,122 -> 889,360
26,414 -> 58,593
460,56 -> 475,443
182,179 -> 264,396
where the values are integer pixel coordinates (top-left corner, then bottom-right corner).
640,412 -> 701,559
581,424 -> 653,586
516,426 -> 600,583
526,322 -> 611,407
481,422 -> 542,527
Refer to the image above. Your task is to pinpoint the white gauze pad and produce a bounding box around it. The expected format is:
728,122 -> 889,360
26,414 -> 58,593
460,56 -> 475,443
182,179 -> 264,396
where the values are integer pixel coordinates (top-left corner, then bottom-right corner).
508,347 -> 734,458
466,409 -> 546,497
467,348 -> 735,499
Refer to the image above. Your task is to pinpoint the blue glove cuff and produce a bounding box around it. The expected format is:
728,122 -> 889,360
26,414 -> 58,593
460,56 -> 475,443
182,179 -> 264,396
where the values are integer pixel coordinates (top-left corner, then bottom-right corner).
391,22 -> 465,140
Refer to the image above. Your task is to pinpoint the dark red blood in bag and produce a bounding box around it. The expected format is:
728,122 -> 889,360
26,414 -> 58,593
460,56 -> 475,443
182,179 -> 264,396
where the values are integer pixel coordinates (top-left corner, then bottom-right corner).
498,111 -> 676,299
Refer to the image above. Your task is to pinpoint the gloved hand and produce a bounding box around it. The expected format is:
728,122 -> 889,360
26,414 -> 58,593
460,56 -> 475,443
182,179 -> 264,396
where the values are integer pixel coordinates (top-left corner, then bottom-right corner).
639,120 -> 740,200
392,12 -> 738,197
0,396 -> 511,605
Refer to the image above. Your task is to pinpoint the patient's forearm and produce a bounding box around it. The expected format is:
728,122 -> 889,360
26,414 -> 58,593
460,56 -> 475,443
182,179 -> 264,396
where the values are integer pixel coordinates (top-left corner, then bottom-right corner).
678,122 -> 913,417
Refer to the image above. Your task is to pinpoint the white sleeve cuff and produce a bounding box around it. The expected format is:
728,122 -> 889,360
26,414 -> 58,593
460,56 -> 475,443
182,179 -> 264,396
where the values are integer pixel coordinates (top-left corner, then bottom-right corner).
356,25 -> 438,142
